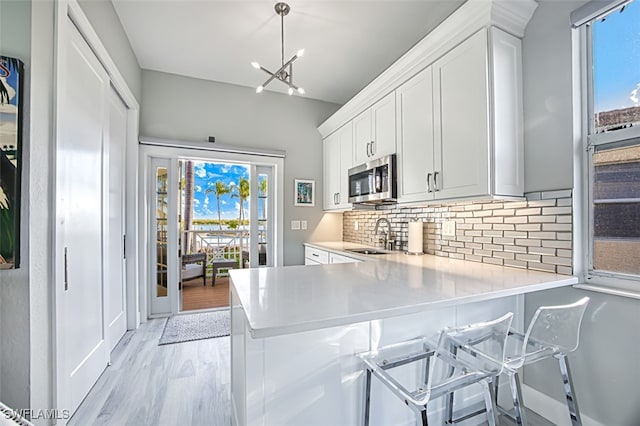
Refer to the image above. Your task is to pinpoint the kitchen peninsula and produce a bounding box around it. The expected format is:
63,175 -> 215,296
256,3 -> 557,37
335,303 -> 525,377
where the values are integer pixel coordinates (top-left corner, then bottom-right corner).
229,243 -> 577,426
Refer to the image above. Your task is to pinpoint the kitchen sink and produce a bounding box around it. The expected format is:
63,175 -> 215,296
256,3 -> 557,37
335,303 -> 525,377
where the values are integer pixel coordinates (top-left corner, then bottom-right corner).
345,248 -> 389,255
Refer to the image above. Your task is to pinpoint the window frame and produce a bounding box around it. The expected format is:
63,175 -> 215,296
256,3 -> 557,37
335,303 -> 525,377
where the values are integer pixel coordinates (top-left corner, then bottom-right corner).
577,0 -> 640,293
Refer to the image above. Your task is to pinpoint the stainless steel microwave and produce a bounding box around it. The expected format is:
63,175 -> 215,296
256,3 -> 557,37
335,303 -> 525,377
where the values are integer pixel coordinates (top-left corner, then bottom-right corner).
348,154 -> 397,204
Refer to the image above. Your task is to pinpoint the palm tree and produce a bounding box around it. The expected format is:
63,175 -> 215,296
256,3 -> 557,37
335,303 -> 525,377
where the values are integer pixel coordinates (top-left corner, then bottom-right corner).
205,181 -> 230,231
232,177 -> 250,225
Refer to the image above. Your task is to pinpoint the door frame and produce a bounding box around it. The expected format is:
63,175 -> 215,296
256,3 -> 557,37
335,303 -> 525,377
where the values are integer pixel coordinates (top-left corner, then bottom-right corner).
138,142 -> 285,318
53,0 -> 140,418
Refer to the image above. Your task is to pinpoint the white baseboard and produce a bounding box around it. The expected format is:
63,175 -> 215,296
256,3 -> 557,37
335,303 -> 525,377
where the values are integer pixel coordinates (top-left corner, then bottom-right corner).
522,385 -> 605,426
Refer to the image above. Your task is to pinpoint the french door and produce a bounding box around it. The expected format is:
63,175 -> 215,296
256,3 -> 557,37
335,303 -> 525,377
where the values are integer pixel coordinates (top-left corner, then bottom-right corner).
147,157 -> 276,316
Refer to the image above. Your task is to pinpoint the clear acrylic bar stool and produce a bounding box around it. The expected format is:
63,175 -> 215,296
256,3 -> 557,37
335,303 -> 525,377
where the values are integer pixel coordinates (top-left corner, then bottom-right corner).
356,312 -> 513,426
495,297 -> 590,426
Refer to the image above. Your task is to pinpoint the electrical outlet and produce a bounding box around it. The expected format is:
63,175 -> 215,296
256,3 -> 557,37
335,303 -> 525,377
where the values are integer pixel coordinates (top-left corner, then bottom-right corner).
355,220 -> 359,231
301,220 -> 307,230
442,220 -> 456,237
291,220 -> 301,230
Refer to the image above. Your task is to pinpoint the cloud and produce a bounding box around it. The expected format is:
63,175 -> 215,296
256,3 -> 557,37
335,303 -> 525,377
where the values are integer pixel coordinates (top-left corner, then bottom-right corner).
0,103 -> 17,114
631,82 -> 640,105
194,162 -> 206,178
221,200 -> 227,205
193,199 -> 200,206
195,185 -> 202,192
203,197 -> 209,207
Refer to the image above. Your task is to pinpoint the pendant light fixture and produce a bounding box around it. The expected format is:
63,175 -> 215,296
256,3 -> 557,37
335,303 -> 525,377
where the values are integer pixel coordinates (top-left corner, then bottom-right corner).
251,2 -> 305,96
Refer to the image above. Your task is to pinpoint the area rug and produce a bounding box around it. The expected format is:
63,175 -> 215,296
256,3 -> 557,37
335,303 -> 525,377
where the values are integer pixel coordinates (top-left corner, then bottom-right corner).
158,310 -> 230,345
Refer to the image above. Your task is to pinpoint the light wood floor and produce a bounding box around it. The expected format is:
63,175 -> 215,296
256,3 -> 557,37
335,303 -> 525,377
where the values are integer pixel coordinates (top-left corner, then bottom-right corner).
181,276 -> 230,311
69,319 -> 231,426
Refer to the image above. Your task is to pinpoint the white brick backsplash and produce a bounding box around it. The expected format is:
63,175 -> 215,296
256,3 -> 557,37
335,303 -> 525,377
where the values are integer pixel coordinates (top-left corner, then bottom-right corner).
504,216 -> 528,224
542,223 -> 572,232
515,224 -> 541,232
542,207 -> 572,215
343,194 -> 573,273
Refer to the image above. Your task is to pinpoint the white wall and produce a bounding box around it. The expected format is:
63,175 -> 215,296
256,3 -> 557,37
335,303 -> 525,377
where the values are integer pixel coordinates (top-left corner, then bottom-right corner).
0,0 -> 32,410
140,70 -> 343,265
522,2 -> 640,424
78,0 -> 142,102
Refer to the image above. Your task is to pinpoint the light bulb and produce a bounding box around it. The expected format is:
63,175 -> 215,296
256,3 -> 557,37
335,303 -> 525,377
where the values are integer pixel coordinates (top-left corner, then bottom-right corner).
251,62 -> 260,69
297,87 -> 305,95
256,86 -> 264,93
288,87 -> 294,96
296,49 -> 305,58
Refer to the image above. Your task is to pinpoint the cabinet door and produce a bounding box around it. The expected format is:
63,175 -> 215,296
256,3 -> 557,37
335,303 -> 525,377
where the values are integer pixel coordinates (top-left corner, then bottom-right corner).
397,66 -> 435,204
329,253 -> 361,264
433,29 -> 489,199
371,92 -> 396,159
323,132 -> 340,210
353,108 -> 372,165
337,122 -> 353,208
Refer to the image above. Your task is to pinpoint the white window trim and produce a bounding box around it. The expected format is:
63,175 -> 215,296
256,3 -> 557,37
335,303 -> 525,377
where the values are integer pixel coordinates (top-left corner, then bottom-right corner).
573,3 -> 640,297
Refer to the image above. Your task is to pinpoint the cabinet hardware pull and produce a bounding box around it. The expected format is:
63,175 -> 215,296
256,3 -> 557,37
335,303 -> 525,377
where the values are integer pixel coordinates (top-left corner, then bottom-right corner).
366,142 -> 371,157
427,173 -> 433,193
64,247 -> 69,291
337,193 -> 340,204
370,141 -> 375,157
312,253 -> 319,257
434,171 -> 440,192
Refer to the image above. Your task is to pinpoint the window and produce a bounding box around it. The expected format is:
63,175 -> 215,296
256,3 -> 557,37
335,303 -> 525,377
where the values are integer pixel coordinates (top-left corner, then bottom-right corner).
581,0 -> 640,281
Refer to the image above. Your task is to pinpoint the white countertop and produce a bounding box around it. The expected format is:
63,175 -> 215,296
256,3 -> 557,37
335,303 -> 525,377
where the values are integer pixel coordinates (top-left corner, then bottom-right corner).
229,242 -> 578,339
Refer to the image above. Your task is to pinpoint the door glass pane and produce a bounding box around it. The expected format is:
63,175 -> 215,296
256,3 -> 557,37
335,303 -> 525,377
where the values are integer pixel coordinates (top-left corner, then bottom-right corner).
592,0 -> 640,134
592,144 -> 640,275
258,173 -> 268,266
156,166 -> 168,297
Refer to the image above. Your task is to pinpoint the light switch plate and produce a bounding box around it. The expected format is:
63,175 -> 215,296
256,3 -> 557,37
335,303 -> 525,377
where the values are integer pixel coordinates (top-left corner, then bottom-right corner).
301,220 -> 308,230
442,220 -> 456,237
291,220 -> 301,230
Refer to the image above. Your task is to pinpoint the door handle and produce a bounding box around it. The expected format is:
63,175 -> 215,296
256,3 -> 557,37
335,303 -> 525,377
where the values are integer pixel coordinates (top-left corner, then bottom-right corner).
434,171 -> 440,192
426,173 -> 433,193
64,247 -> 69,291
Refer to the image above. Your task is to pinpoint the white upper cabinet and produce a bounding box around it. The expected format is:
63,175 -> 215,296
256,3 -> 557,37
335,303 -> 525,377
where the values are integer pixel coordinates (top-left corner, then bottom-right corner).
319,0 -> 535,205
396,66 -> 436,203
323,122 -> 353,211
432,28 -> 491,200
397,27 -> 524,203
354,92 -> 396,164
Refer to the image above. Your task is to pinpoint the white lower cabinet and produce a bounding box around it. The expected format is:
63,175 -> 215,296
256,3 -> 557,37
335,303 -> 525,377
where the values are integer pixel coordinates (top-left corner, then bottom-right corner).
304,245 -> 362,265
329,253 -> 361,264
397,27 -> 523,204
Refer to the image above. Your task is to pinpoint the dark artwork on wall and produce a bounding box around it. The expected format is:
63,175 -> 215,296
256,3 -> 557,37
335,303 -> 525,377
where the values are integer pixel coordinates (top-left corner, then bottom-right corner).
0,55 -> 23,270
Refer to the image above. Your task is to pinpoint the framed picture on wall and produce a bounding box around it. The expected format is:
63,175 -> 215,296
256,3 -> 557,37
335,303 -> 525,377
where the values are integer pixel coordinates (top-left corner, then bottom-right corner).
294,179 -> 315,207
0,55 -> 24,270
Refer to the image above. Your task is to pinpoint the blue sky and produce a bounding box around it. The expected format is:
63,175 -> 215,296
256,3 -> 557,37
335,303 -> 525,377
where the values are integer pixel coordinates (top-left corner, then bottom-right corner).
593,0 -> 640,112
190,162 -> 249,220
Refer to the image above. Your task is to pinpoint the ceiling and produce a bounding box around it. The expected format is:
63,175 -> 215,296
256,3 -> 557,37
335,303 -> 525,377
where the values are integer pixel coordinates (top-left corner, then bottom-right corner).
112,0 -> 466,105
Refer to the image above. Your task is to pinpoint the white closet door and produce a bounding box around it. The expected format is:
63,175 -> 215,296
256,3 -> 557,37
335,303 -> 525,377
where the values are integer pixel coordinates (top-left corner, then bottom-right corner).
106,87 -> 127,352
56,20 -> 109,415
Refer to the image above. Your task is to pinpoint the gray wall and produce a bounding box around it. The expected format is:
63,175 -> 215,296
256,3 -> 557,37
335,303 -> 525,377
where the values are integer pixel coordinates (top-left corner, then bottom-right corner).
78,0 -> 142,102
522,2 -> 640,424
140,70 -> 342,265
0,0 -> 32,409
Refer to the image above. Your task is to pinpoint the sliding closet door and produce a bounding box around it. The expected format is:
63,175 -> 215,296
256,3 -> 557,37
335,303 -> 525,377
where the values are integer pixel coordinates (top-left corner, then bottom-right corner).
106,87 -> 128,352
55,19 -> 110,415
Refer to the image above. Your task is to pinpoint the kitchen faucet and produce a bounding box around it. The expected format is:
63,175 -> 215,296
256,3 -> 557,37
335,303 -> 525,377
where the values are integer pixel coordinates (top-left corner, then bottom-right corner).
374,218 -> 392,250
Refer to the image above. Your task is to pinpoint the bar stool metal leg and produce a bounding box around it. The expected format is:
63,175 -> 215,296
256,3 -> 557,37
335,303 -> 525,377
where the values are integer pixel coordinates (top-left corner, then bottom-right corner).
557,354 -> 583,426
509,371 -> 527,426
481,380 -> 498,426
363,369 -> 372,426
